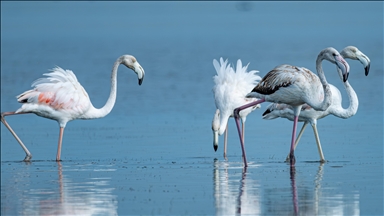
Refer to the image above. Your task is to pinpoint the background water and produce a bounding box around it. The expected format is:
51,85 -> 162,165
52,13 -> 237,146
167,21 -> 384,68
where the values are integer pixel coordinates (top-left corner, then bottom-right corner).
1,1 -> 383,215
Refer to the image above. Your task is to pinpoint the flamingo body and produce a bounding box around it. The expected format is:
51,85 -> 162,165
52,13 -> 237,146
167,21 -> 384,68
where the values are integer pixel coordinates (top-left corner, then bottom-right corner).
16,67 -> 91,127
249,64 -> 330,108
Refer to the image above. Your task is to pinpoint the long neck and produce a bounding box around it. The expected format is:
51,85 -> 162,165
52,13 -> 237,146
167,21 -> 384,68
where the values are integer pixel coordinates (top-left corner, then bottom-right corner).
84,58 -> 122,119
330,68 -> 358,119
219,111 -> 230,136
309,58 -> 332,111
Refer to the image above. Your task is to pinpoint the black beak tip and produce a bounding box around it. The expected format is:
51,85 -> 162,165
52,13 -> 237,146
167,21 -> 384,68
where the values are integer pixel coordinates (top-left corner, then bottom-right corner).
365,64 -> 370,76
138,78 -> 143,85
213,145 -> 218,152
343,72 -> 349,82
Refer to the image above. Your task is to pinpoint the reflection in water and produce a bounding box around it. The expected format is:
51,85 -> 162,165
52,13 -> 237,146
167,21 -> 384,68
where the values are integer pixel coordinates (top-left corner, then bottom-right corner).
289,163 -> 360,216
19,162 -> 118,216
213,159 -> 261,215
290,166 -> 299,215
311,164 -> 360,216
213,160 -> 360,215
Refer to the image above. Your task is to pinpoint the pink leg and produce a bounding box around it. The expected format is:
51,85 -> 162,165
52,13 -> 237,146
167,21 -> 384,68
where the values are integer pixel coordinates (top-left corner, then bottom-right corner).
242,121 -> 245,147
289,116 -> 299,165
1,111 -> 33,161
234,98 -> 265,167
56,127 -> 64,161
234,117 -> 247,167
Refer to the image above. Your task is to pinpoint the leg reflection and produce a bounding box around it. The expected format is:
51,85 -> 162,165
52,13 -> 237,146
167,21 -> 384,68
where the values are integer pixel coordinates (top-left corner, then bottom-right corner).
213,159 -> 260,215
290,166 -> 299,215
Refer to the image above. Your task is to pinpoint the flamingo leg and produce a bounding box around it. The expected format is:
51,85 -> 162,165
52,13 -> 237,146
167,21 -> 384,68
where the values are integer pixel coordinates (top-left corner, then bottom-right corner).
285,122 -> 308,162
233,98 -> 265,167
224,124 -> 228,159
311,123 -> 326,163
1,111 -> 33,161
289,105 -> 304,165
289,116 -> 299,165
242,120 -> 245,145
234,116 -> 247,167
56,127 -> 64,161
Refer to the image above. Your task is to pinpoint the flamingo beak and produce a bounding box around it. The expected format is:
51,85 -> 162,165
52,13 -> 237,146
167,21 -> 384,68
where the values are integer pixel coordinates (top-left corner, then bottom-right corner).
213,130 -> 219,152
365,64 -> 370,76
138,77 -> 144,85
335,55 -> 350,82
136,64 -> 145,86
358,54 -> 370,76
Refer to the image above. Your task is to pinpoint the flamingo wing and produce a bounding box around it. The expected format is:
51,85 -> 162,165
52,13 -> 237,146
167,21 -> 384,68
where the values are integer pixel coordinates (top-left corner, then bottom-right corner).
17,66 -> 91,115
253,64 -> 317,95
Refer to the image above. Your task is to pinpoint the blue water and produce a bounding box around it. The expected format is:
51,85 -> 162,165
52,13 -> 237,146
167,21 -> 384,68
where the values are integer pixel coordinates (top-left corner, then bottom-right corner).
1,1 -> 383,215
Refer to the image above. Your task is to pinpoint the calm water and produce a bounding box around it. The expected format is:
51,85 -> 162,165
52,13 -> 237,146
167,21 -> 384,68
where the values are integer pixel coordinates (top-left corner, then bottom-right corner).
1,2 -> 383,215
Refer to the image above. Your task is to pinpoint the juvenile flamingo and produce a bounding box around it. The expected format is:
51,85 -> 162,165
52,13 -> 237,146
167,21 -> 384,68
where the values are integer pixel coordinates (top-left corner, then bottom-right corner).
1,55 -> 145,162
262,46 -> 370,162
233,47 -> 350,166
211,58 -> 262,158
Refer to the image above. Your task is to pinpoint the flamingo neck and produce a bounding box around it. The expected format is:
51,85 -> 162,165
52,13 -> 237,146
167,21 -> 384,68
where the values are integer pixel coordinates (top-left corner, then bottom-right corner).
309,58 -> 332,111
83,58 -> 122,119
331,69 -> 358,119
218,112 -> 230,136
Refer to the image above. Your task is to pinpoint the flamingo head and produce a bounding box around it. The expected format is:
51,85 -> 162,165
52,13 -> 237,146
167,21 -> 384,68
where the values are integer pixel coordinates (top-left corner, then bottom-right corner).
212,109 -> 220,151
320,47 -> 350,82
340,46 -> 371,76
120,55 -> 145,85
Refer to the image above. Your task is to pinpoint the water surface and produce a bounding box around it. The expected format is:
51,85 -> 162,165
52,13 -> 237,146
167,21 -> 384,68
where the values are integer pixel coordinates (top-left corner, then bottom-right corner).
1,1 -> 383,215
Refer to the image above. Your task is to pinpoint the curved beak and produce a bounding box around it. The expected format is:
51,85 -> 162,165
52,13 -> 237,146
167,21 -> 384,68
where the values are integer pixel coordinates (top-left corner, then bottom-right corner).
131,61 -> 145,86
356,52 -> 371,76
212,109 -> 220,152
213,130 -> 219,152
137,65 -> 145,86
335,55 -> 350,82
364,64 -> 370,76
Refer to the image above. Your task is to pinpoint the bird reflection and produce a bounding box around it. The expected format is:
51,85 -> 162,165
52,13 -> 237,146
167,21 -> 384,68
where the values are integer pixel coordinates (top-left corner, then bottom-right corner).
20,162 -> 118,216
213,159 -> 261,215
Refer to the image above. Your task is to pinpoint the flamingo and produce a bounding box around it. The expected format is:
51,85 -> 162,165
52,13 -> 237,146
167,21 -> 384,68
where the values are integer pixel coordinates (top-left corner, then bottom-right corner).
262,46 -> 370,162
1,55 -> 145,162
211,58 -> 262,158
233,47 -> 350,167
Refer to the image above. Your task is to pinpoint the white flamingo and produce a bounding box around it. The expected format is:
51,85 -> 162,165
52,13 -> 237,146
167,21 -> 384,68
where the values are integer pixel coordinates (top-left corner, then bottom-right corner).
233,47 -> 350,167
1,55 -> 145,162
212,58 -> 262,158
262,46 -> 370,162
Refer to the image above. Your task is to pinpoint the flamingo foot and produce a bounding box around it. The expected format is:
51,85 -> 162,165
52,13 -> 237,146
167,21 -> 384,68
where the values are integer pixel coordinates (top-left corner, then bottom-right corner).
23,154 -> 32,162
284,155 -> 290,163
289,152 -> 296,166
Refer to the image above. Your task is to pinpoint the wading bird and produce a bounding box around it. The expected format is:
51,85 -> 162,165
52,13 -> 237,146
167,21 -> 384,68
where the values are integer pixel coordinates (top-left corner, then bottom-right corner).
212,58 -> 262,158
1,55 -> 145,162
262,46 -> 370,162
233,47 -> 350,167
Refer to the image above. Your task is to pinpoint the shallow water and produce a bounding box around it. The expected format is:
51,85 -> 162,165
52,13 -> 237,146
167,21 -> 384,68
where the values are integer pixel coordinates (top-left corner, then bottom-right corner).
1,1 -> 383,215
